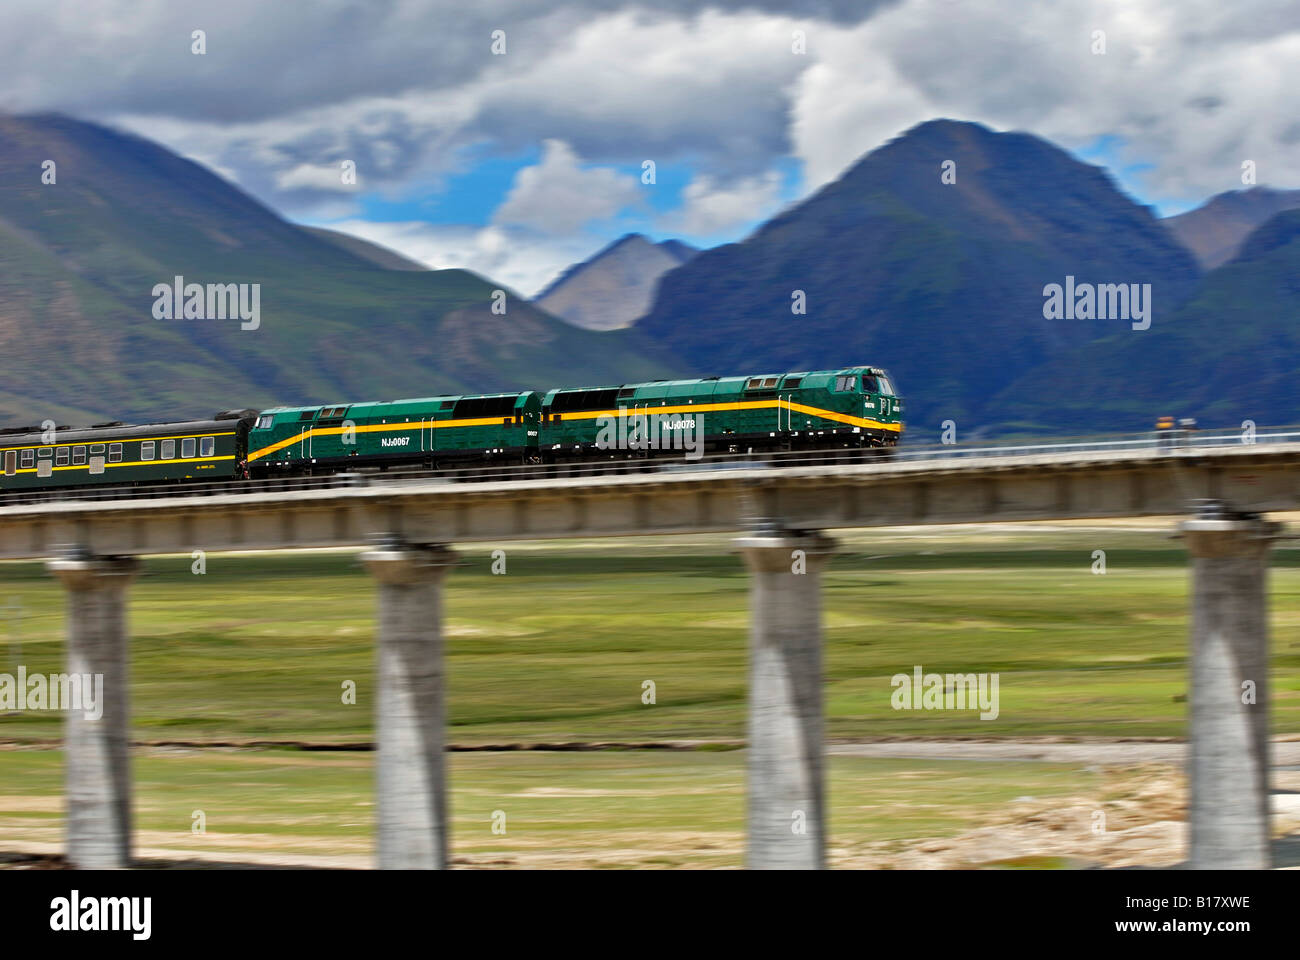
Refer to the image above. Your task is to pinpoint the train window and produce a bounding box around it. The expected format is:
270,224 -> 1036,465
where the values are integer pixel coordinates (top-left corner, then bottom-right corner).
835,376 -> 856,391
108,443 -> 123,463
453,395 -> 521,419
20,449 -> 34,468
548,389 -> 618,414
784,377 -> 803,389
37,447 -> 52,458
876,374 -> 894,396
37,461 -> 52,478
299,410 -> 316,421
161,439 -> 175,459
90,443 -> 105,454
3,451 -> 14,477
862,375 -> 880,393
140,441 -> 155,461
200,437 -> 215,457
89,457 -> 105,475
55,448 -> 69,466
255,415 -> 274,430
72,446 -> 87,465
182,438 -> 196,458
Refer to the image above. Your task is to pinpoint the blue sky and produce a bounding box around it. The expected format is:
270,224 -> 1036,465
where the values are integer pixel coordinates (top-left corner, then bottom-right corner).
334,147 -> 806,255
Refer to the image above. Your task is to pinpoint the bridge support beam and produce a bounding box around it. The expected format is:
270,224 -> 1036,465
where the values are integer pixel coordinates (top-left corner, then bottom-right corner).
46,553 -> 139,869
1180,509 -> 1278,869
363,541 -> 459,869
735,530 -> 836,869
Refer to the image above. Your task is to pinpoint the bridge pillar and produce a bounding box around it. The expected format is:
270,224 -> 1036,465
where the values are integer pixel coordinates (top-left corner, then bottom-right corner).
735,530 -> 836,869
1180,508 -> 1279,869
363,541 -> 459,869
46,553 -> 139,869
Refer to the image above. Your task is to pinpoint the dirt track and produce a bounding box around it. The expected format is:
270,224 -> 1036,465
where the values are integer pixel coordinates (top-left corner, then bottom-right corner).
827,735 -> 1300,766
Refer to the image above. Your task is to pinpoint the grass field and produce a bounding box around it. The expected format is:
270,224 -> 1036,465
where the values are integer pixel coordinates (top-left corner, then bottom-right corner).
1,746 -> 1125,868
2,521 -> 1298,868
2,522 -> 1299,744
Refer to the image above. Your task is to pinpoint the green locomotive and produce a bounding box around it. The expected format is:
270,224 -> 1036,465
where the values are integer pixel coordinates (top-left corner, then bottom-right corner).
0,365 -> 901,490
539,365 -> 901,459
245,392 -> 539,475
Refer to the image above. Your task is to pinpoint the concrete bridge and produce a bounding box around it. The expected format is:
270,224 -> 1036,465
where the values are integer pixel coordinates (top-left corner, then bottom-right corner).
5,437 -> 1299,869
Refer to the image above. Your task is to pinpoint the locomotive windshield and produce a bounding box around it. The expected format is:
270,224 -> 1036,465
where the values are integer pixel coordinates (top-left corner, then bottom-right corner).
874,374 -> 895,395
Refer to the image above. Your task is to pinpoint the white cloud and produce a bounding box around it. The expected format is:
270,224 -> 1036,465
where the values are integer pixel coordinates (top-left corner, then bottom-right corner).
665,171 -> 785,236
40,0 -> 1297,222
493,140 -> 640,235
321,219 -> 612,298
5,0 -> 1299,265
788,0 -> 1300,204
276,163 -> 358,192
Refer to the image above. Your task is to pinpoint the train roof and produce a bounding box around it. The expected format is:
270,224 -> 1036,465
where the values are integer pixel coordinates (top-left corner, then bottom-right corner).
258,391 -> 533,415
0,417 -> 244,448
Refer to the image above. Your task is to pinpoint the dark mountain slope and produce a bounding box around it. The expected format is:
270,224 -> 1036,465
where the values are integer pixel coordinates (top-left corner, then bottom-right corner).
638,119 -> 1201,434
0,114 -> 670,424
994,209 -> 1300,432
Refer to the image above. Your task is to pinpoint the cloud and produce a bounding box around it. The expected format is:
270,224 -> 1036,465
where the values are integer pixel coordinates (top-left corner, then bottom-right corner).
665,171 -> 785,236
2,0 -> 1299,257
787,0 -> 1300,206
493,140 -> 640,234
276,163 -> 359,192
322,219 -> 616,298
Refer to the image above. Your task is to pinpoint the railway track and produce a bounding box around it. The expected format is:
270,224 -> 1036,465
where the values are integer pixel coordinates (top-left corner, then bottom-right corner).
2,426 -> 1295,508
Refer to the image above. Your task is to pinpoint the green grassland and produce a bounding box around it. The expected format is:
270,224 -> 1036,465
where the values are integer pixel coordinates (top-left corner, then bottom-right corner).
3,522 -> 1297,868
1,523 -> 1298,744
0,747 -> 1108,868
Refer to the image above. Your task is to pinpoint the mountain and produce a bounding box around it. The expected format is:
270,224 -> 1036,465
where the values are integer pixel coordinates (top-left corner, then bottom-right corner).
0,114 -> 672,425
993,208 -> 1300,432
534,233 -> 697,331
302,226 -> 431,271
1163,187 -> 1300,270
637,119 -> 1202,435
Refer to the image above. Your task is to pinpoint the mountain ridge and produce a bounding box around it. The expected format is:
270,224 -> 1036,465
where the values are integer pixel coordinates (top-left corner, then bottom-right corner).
638,118 -> 1202,433
1163,187 -> 1300,270
534,232 -> 697,331
0,113 -> 673,425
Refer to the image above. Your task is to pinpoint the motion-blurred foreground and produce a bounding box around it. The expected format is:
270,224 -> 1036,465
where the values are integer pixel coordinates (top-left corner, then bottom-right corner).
1,521 -> 1298,868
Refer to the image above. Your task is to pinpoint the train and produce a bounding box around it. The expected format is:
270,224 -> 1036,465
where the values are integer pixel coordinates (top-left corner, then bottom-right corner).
0,365 -> 902,493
